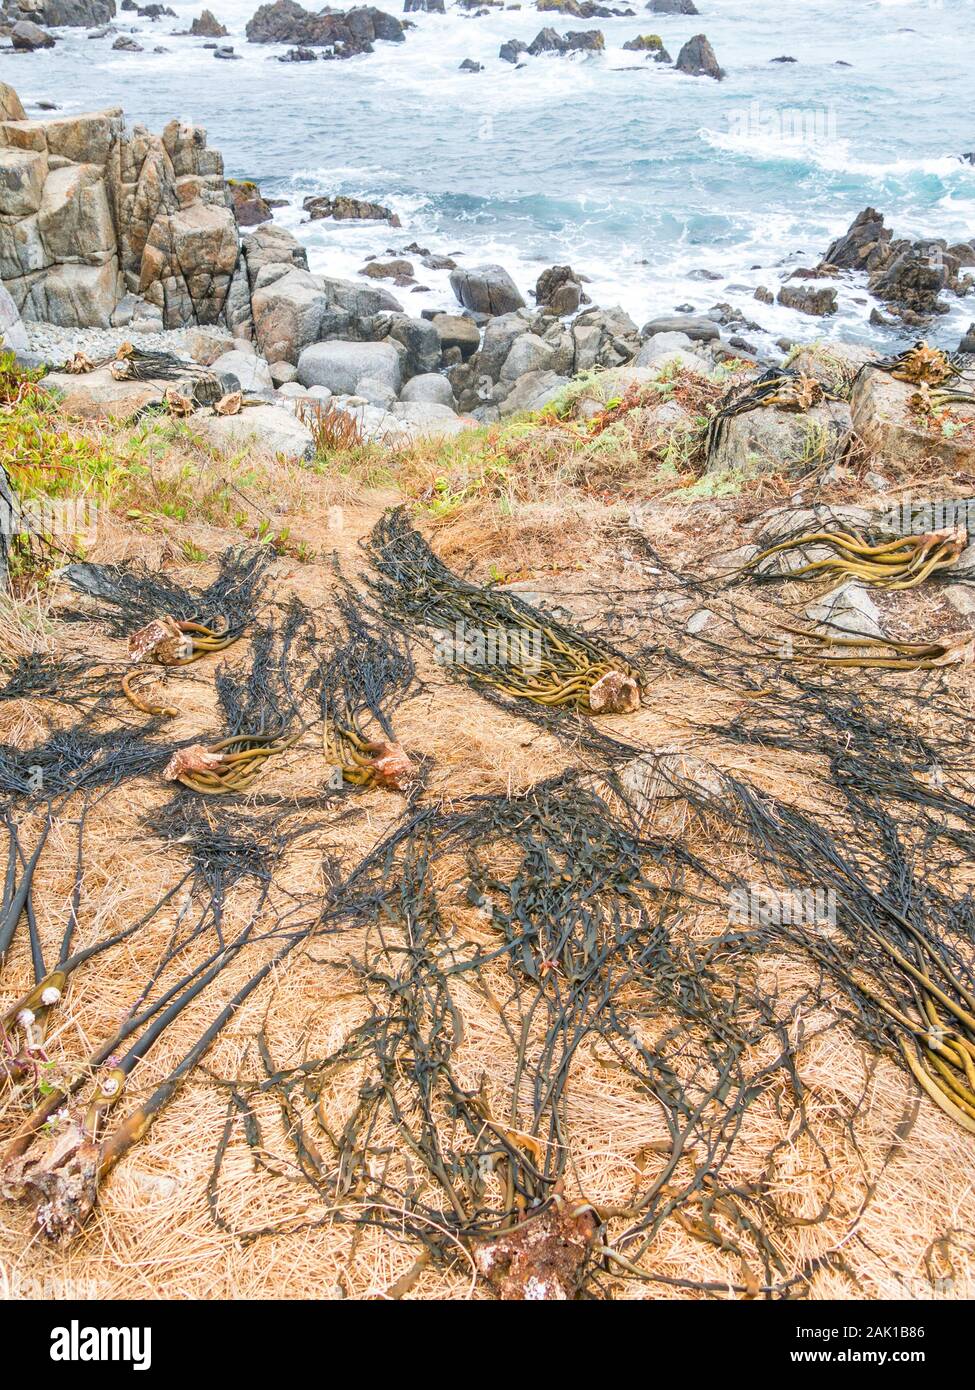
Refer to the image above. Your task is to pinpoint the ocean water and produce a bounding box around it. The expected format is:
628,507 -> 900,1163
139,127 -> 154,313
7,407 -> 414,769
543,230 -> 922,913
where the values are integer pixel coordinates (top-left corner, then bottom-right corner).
3,0 -> 974,351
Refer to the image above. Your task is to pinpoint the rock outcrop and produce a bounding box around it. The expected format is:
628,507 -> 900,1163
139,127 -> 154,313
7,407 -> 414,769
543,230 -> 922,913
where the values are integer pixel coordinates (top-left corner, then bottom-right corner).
2,0 -> 113,21
821,207 -> 974,323
675,34 -> 724,79
190,7 -> 227,35
303,193 -> 400,225
526,26 -> 605,55
0,85 -> 244,330
245,1 -> 405,53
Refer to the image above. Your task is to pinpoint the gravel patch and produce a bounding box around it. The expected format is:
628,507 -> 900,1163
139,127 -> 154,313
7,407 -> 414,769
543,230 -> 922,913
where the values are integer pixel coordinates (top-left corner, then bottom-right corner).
23,322 -> 197,366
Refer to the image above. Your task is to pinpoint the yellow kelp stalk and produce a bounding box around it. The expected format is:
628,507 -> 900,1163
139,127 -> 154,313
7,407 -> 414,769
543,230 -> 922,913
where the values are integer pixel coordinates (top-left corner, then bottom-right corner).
741,525 -> 968,589
770,625 -> 975,671
122,613 -> 241,718
162,729 -> 300,795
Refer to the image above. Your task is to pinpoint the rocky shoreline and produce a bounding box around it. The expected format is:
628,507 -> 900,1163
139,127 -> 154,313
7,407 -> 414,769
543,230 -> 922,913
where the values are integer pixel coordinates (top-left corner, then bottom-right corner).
1,75 -> 974,469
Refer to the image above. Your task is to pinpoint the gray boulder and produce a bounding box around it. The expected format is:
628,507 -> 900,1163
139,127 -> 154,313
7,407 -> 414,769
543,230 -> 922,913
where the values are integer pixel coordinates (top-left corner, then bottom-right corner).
641,314 -> 719,342
449,264 -> 525,317
250,264 -> 402,362
296,340 -> 402,401
11,21 -> 56,49
430,312 -> 480,358
199,403 -> 314,462
209,349 -> 273,391
382,313 -> 441,378
501,332 -> 555,381
242,223 -> 309,284
400,373 -> 456,408
498,369 -> 568,416
777,284 -> 838,317
571,305 -> 639,371
478,310 -> 536,379
708,399 -> 852,477
0,283 -> 29,357
390,401 -> 468,439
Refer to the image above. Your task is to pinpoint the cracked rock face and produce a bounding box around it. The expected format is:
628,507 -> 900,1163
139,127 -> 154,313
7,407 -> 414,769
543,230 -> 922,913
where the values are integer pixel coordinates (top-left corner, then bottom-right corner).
1,85 -> 243,330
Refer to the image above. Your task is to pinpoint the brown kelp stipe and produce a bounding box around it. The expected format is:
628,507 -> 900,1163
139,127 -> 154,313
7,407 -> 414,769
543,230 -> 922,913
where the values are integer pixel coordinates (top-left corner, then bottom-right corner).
739,525 -> 968,589
768,625 -> 975,671
367,508 -> 642,714
121,615 -> 242,719
163,728 -> 302,795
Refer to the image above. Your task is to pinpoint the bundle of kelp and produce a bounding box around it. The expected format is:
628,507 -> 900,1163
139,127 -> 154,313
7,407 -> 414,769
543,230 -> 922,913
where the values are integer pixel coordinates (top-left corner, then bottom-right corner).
367,509 -> 642,716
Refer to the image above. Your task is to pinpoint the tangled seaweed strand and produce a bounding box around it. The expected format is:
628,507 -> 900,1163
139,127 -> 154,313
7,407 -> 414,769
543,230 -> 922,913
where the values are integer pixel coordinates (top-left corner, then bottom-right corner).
58,546 -> 271,638
704,366 -> 842,464
1,798 -> 320,1241
736,523 -> 967,590
310,570 -> 417,790
366,508 -> 642,715
199,769 -> 904,1297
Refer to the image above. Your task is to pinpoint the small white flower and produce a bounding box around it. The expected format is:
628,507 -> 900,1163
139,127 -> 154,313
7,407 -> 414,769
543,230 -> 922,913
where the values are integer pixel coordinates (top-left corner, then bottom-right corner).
41,987 -> 61,1007
101,1076 -> 120,1096
16,1008 -> 35,1028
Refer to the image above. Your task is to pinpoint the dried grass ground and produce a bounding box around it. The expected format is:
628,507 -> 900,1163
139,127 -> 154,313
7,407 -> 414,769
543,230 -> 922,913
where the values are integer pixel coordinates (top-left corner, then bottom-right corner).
1,387 -> 974,1301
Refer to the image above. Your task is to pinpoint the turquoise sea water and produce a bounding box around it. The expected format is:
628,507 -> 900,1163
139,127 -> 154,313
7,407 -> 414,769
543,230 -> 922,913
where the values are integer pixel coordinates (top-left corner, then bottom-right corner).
3,0 -> 973,349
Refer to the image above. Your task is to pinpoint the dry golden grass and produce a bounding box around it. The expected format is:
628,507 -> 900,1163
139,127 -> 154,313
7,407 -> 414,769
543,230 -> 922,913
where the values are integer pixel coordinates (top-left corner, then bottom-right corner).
1,392 -> 974,1302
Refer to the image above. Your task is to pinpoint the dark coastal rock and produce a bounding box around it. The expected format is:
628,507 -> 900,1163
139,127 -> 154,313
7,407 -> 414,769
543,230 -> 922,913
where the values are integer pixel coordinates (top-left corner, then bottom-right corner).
190,8 -> 228,35
821,207 -> 973,320
229,179 -> 273,226
450,264 -> 525,316
381,312 -> 441,376
279,45 -> 317,59
647,0 -> 696,10
867,247 -> 948,317
245,1 -> 405,51
11,19 -> 56,47
499,38 -> 526,61
777,283 -> 837,316
213,43 -> 240,56
112,32 -> 142,49
362,258 -> 414,280
959,323 -> 975,353
459,57 -> 482,71
534,264 -> 586,315
527,26 -> 604,54
623,33 -> 666,55
675,33 -> 723,79
303,194 -> 400,225
770,55 -> 796,62
12,0 -> 113,22
404,0 -> 444,9
823,207 -> 891,273
537,0 -> 623,14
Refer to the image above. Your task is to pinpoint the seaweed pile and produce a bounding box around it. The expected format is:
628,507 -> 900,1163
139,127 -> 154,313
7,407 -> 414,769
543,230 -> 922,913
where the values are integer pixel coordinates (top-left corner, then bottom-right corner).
367,509 -> 642,718
2,501 -> 974,1298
